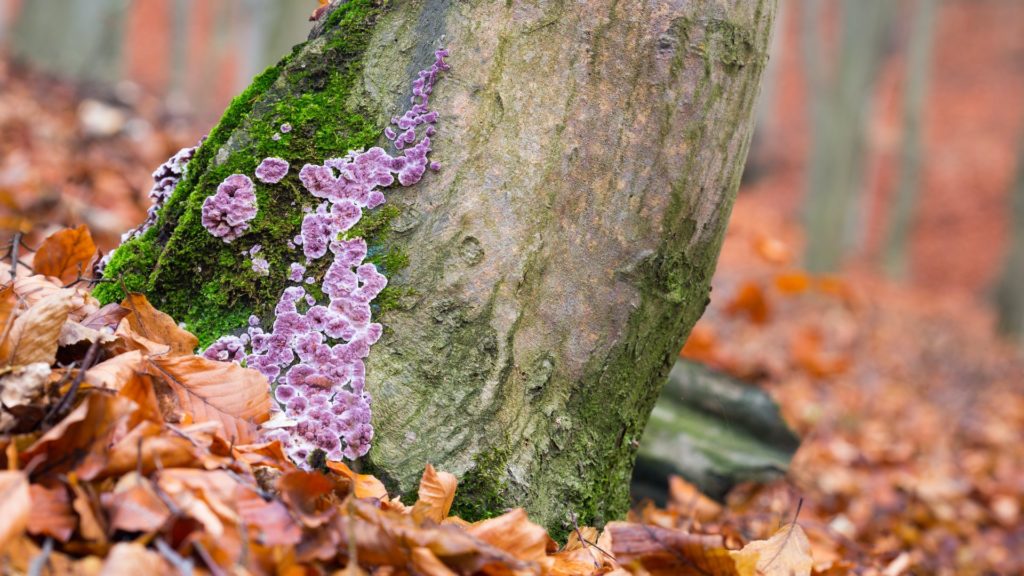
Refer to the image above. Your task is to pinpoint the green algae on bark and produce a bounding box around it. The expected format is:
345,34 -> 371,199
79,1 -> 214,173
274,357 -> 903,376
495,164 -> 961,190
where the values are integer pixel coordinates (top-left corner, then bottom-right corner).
95,0 -> 397,347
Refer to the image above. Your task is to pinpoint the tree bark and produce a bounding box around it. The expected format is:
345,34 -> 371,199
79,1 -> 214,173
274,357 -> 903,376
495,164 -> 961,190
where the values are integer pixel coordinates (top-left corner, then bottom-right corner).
97,0 -> 777,534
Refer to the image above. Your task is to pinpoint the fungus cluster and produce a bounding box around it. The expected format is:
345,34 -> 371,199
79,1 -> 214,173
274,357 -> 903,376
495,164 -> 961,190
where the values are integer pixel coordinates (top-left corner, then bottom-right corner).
200,48 -> 450,465
96,142 -> 199,274
201,174 -> 259,243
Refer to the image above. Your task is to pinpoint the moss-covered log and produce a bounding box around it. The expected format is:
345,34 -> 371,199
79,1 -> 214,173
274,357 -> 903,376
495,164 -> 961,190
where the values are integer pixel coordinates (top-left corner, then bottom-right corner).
97,0 -> 777,536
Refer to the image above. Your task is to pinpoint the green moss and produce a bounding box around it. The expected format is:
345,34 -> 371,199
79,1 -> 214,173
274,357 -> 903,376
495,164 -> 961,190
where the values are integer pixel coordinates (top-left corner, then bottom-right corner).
94,0 -> 410,348
448,445 -> 513,522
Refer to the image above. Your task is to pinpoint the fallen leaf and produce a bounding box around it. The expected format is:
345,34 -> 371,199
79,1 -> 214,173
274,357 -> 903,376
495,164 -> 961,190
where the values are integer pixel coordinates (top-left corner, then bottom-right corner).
236,485 -> 302,546
0,471 -> 30,552
1,288 -> 74,367
84,350 -> 145,390
668,476 -> 722,523
26,483 -> 76,541
103,473 -> 171,533
0,362 -> 51,409
413,463 -> 457,523
725,281 -> 771,324
33,225 -> 97,285
729,523 -> 813,576
121,293 -> 197,356
604,521 -> 737,576
410,546 -> 459,576
20,394 -> 137,477
79,302 -> 130,332
754,236 -> 791,265
101,542 -> 172,574
774,271 -> 812,295
466,508 -> 554,564
278,470 -> 336,527
327,460 -> 389,499
145,355 -> 270,444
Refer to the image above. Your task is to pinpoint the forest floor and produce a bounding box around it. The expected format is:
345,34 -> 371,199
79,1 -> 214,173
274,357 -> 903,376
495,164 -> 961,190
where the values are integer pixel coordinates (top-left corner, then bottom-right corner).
1,19 -> 1024,573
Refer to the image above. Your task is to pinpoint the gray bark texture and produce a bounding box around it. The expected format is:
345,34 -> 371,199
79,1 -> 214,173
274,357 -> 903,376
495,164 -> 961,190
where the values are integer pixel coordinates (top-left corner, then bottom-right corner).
97,0 -> 778,535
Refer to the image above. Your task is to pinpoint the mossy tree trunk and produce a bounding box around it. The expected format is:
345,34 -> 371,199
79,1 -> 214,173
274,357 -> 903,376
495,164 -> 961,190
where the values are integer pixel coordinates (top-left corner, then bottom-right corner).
97,0 -> 777,535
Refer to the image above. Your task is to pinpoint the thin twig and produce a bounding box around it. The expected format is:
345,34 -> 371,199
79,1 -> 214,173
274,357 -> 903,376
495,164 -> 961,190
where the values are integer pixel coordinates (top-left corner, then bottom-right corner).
155,538 -> 194,576
27,537 -> 53,576
44,337 -> 103,426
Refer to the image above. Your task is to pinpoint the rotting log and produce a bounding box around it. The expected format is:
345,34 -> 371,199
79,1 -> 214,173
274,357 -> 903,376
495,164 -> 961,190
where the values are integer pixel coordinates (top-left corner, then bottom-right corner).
97,0 -> 778,536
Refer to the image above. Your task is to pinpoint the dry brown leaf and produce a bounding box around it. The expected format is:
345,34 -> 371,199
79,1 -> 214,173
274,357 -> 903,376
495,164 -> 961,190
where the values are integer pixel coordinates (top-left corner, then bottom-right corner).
0,362 -> 50,410
84,350 -> 144,390
79,302 -> 130,332
146,355 -> 270,444
233,440 -> 297,472
730,524 -> 813,576
57,321 -> 114,349
327,460 -> 389,500
121,292 -> 197,356
69,474 -> 107,543
33,225 -> 97,285
604,521 -> 737,576
236,485 -> 302,546
1,288 -> 74,367
101,542 -> 172,574
103,473 -> 171,533
668,476 -> 723,523
26,483 -> 76,541
20,394 -> 137,477
79,420 -> 198,480
0,285 -> 17,352
278,470 -> 336,528
410,546 -> 459,576
0,471 -> 30,552
413,463 -> 457,523
157,469 -> 241,537
466,508 -> 554,564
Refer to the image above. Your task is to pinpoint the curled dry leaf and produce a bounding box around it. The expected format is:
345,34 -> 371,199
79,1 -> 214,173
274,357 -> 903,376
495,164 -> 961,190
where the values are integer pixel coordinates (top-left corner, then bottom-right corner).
0,471 -> 30,552
729,523 -> 813,576
604,521 -> 737,576
26,483 -> 77,541
121,292 -> 197,356
466,508 -> 555,564
1,288 -> 74,367
84,350 -> 144,390
101,542 -> 172,575
0,362 -> 51,410
103,473 -> 171,533
79,302 -> 130,332
145,355 -> 271,444
414,463 -> 458,523
20,394 -> 137,477
32,225 -> 97,285
327,460 -> 389,500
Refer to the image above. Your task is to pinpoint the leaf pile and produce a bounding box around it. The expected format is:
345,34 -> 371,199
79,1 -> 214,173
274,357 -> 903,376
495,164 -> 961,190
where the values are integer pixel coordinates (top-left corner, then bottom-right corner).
681,196 -> 1024,574
0,226 -> 815,574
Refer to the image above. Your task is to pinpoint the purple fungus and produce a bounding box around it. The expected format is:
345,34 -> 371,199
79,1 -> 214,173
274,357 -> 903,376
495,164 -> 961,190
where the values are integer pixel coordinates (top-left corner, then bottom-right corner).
201,174 -> 258,243
255,157 -> 290,184
203,47 -> 450,466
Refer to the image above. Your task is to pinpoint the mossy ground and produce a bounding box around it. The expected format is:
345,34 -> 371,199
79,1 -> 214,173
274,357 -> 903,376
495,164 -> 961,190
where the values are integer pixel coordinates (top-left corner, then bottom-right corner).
95,0 -> 404,347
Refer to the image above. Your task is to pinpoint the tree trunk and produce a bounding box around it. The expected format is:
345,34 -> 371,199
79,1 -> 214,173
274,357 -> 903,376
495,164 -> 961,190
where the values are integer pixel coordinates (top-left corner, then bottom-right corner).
883,0 -> 939,278
997,134 -> 1024,342
97,0 -> 777,535
802,0 -> 894,273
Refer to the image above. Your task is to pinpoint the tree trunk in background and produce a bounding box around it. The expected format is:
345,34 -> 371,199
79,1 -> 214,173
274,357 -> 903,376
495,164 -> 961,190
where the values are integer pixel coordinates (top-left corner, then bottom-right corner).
11,0 -> 129,85
997,135 -> 1024,342
883,0 -> 939,278
802,0 -> 894,273
97,0 -> 777,535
